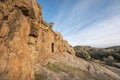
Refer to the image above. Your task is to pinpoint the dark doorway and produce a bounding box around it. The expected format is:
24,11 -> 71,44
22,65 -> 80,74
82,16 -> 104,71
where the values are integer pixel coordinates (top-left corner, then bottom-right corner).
51,43 -> 54,52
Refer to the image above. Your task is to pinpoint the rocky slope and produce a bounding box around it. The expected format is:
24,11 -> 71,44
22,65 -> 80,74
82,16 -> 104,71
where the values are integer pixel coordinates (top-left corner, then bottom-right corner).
0,0 -> 74,80
36,46 -> 120,80
35,53 -> 120,80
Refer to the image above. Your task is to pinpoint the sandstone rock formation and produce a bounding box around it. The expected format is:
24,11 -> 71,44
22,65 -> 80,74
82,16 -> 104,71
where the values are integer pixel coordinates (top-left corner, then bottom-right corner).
0,0 -> 75,80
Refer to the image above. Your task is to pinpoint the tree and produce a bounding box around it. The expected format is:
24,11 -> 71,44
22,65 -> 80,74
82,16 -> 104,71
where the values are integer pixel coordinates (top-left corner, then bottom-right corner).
76,51 -> 91,60
48,22 -> 54,29
103,56 -> 114,65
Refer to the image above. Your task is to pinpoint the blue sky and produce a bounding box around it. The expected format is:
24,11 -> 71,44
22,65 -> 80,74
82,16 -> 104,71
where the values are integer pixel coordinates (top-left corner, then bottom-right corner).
37,0 -> 120,48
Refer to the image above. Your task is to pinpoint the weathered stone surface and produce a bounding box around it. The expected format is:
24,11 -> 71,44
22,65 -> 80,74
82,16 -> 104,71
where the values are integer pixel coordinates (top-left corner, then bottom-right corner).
45,53 -> 120,80
0,0 -> 75,80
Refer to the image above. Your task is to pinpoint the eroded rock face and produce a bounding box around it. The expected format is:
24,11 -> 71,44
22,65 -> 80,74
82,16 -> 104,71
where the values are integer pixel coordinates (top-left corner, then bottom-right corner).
45,53 -> 120,80
0,1 -> 35,80
0,0 -> 75,80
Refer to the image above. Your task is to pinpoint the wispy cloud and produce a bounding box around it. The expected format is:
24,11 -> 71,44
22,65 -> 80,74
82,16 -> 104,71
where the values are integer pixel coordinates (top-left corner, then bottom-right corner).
38,0 -> 120,48
66,14 -> 120,48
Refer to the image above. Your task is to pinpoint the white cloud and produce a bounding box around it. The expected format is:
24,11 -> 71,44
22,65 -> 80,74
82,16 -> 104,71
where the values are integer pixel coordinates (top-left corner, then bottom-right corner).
49,0 -> 120,48
65,15 -> 120,48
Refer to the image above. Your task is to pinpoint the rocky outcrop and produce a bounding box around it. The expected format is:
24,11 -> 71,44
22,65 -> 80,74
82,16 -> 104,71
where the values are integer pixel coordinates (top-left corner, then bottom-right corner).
0,0 -> 75,80
41,53 -> 120,80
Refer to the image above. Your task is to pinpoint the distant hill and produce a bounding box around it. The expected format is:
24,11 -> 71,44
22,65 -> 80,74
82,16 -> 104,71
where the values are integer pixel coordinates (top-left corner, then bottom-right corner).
74,45 -> 120,68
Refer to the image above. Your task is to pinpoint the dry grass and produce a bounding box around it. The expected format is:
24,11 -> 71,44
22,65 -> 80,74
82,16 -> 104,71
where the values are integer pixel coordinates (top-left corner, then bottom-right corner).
34,62 -> 96,80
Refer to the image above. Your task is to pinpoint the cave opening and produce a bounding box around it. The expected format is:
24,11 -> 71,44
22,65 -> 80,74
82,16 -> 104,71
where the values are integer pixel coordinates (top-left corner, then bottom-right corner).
51,43 -> 54,52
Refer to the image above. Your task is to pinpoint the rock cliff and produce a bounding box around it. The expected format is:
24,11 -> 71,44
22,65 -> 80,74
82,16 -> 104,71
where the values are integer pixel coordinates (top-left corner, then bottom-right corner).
0,0 -> 75,80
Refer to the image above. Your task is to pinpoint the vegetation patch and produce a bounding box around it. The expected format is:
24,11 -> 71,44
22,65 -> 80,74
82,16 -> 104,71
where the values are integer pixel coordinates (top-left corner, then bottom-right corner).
42,62 -> 95,80
76,51 -> 91,60
35,73 -> 46,80
43,62 -> 80,73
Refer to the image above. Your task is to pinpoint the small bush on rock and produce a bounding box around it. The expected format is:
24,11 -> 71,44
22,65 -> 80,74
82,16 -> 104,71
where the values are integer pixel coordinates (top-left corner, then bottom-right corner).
76,51 -> 91,60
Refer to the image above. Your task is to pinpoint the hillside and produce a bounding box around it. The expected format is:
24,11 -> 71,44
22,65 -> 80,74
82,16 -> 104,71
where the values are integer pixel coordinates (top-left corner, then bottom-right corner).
74,45 -> 120,68
74,46 -> 120,61
0,0 -> 120,80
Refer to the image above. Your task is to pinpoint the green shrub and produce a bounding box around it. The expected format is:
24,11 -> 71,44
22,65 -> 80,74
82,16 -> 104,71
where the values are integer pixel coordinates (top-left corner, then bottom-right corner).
103,56 -> 114,65
47,22 -> 54,29
76,51 -> 91,60
35,73 -> 46,80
